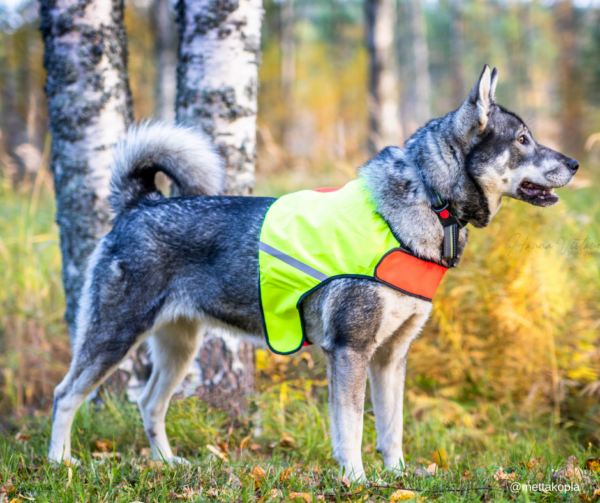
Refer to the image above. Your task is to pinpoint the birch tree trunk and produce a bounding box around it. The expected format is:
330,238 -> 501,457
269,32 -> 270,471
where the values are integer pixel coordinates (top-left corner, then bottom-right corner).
39,0 -> 133,345
410,0 -> 430,127
152,0 -> 177,122
365,0 -> 401,155
175,0 -> 262,412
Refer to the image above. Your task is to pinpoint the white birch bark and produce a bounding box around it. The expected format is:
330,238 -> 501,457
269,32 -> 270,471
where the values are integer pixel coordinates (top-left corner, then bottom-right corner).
175,0 -> 263,410
40,0 -> 133,344
366,0 -> 401,155
176,0 -> 262,195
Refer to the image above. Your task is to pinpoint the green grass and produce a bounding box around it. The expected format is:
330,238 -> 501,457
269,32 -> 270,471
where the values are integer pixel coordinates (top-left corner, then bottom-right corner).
2,384 -> 600,502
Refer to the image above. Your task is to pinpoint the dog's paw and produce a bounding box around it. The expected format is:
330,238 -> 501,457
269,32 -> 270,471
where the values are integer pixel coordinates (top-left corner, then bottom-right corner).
167,456 -> 191,466
49,456 -> 80,467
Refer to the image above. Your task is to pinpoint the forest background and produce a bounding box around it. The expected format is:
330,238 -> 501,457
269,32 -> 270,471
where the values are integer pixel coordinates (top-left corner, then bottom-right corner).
1,0 -> 600,469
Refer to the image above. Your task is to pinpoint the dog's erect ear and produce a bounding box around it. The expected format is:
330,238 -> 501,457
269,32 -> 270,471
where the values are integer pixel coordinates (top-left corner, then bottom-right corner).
490,67 -> 498,103
458,65 -> 497,132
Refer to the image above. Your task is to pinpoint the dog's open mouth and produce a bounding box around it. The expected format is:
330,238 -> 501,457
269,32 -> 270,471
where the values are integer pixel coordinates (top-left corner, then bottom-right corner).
517,180 -> 559,206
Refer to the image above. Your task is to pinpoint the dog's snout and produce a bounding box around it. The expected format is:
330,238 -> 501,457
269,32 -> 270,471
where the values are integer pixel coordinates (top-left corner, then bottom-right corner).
566,158 -> 579,172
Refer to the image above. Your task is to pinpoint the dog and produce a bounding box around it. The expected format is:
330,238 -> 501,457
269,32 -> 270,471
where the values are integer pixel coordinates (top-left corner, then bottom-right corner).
49,66 -> 578,480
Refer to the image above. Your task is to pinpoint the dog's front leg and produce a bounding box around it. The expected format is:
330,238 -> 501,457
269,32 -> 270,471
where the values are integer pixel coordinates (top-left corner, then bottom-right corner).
368,352 -> 408,472
368,312 -> 429,473
325,346 -> 369,482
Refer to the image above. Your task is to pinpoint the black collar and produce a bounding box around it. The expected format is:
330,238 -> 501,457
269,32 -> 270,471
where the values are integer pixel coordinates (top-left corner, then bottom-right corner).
415,166 -> 463,262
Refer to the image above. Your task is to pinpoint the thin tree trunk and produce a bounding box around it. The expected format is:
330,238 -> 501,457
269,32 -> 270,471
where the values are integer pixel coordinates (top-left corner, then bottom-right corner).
555,0 -> 582,156
152,0 -> 177,122
0,33 -> 27,182
410,0 -> 430,127
175,0 -> 262,411
39,0 -> 133,345
448,0 -> 464,106
280,0 -> 295,153
365,0 -> 401,156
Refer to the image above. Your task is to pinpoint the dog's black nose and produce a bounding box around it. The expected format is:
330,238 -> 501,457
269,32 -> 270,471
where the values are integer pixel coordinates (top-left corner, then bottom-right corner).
566,158 -> 579,172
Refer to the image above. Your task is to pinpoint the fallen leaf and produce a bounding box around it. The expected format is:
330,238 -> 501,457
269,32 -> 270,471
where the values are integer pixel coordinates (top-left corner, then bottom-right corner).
414,468 -> 432,479
462,470 -> 471,480
2,481 -> 15,493
426,463 -> 438,475
580,494 -> 592,502
15,433 -> 31,442
341,474 -> 350,488
280,468 -> 292,482
252,465 -> 267,478
206,444 -> 227,462
431,449 -> 448,469
250,443 -> 262,451
93,439 -> 115,452
389,489 -> 417,501
218,441 -> 229,453
240,435 -> 251,450
554,455 -> 591,484
493,467 -> 516,483
140,447 -> 152,459
288,492 -> 311,502
586,458 -> 600,473
252,465 -> 267,489
9,499 -> 22,503
280,436 -> 297,448
206,488 -> 218,498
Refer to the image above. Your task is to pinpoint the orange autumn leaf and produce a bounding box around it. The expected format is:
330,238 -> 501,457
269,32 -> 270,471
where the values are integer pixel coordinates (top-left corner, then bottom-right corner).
288,492 -> 312,502
240,435 -> 251,450
585,458 -> 600,473
280,468 -> 292,482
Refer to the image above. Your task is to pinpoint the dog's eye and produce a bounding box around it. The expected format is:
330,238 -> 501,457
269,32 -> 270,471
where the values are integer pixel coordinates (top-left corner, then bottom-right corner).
518,135 -> 527,144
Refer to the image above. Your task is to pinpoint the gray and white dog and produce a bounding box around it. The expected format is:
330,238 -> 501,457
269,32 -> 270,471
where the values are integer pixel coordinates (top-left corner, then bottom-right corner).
49,66 -> 578,480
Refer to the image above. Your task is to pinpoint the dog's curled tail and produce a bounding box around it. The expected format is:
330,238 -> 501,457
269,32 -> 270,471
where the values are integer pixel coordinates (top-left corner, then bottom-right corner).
109,121 -> 225,216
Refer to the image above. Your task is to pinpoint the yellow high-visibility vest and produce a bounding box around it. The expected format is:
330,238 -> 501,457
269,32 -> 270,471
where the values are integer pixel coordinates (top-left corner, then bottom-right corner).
258,179 -> 448,354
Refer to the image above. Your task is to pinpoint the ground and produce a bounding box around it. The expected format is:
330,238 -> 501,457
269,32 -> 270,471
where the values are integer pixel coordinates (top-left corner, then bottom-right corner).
2,379 -> 600,502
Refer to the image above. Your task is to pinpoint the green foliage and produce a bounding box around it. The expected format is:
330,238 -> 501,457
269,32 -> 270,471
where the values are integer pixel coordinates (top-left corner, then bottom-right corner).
0,170 -> 69,413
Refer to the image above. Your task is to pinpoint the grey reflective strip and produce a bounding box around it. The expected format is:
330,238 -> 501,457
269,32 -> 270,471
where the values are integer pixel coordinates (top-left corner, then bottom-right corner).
260,242 -> 329,282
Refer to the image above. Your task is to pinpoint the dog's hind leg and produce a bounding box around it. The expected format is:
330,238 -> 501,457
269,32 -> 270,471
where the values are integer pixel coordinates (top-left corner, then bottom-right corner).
138,318 -> 204,464
368,311 -> 429,473
49,326 -> 150,464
